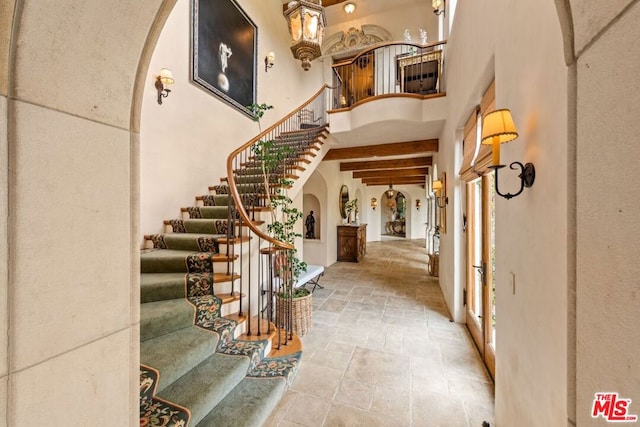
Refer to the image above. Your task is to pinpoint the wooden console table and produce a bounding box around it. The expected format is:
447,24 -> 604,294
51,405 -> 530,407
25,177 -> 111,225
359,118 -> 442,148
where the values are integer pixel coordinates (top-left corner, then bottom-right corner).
337,224 -> 367,262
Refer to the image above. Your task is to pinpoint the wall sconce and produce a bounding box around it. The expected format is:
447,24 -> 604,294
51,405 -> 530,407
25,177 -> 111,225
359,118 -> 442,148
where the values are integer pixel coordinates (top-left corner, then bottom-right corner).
155,68 -> 174,105
344,2 -> 356,14
371,197 -> 378,210
432,0 -> 445,15
433,173 -> 448,208
265,52 -> 275,72
416,199 -> 422,210
284,0 -> 327,71
481,109 -> 536,200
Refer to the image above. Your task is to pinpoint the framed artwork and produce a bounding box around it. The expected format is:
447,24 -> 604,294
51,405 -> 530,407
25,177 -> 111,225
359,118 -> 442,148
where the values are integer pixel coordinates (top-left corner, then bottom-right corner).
191,0 -> 257,117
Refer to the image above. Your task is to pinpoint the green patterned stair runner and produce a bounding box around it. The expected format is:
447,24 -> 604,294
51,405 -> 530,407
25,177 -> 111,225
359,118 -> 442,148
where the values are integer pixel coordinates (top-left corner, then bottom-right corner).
141,172 -> 303,425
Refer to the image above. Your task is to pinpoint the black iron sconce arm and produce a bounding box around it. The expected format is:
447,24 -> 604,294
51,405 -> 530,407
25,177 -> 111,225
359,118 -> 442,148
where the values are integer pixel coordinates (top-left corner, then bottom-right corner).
488,162 -> 536,200
435,194 -> 448,208
155,77 -> 171,105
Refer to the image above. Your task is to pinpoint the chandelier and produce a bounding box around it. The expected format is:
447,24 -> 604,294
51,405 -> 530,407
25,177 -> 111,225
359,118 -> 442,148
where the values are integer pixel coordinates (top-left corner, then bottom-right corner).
284,1 -> 327,71
386,183 -> 395,199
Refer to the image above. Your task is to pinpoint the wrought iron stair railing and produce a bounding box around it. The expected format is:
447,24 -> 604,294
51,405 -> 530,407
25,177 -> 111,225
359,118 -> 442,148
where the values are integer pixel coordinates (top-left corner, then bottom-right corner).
225,85 -> 331,347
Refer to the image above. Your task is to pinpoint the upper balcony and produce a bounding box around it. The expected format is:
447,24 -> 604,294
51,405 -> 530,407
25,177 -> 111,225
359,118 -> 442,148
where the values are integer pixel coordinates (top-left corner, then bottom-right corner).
327,41 -> 448,138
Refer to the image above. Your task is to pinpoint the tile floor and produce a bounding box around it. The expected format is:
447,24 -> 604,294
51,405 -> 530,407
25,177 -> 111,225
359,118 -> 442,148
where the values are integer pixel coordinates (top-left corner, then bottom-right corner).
265,239 -> 495,427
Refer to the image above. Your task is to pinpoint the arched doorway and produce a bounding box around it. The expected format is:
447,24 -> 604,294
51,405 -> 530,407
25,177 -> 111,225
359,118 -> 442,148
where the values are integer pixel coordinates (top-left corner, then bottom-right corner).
380,190 -> 407,238
2,1 -> 178,425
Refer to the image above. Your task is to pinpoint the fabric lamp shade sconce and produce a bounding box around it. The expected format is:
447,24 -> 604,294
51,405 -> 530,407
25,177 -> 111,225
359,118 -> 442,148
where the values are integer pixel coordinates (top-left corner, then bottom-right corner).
265,51 -> 275,72
432,0 -> 445,15
481,109 -> 536,200
371,197 -> 377,210
284,0 -> 327,71
433,172 -> 447,208
155,68 -> 174,105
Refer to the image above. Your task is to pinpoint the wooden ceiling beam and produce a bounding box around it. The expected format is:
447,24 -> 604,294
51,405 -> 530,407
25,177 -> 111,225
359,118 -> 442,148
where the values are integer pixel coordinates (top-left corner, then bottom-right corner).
340,156 -> 432,171
353,167 -> 429,179
324,139 -> 438,161
362,176 -> 426,185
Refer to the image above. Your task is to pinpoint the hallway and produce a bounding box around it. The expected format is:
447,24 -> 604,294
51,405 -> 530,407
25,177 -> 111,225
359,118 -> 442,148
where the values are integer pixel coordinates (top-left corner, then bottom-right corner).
266,240 -> 494,426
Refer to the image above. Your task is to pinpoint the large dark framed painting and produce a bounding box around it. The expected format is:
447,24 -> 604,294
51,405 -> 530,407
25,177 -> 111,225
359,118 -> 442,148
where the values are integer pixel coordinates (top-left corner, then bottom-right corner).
191,0 -> 257,117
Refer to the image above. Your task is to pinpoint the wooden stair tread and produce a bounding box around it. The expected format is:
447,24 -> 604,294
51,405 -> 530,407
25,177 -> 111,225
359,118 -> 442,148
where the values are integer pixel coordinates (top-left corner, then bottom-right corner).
247,154 -> 312,164
163,219 -> 263,226
237,318 -> 277,342
279,125 -> 328,136
224,312 -> 248,324
234,219 -> 265,226
268,330 -> 302,358
239,162 -> 306,172
217,236 -> 251,245
217,292 -> 243,304
222,174 -> 299,182
212,273 -> 241,283
260,247 -> 281,255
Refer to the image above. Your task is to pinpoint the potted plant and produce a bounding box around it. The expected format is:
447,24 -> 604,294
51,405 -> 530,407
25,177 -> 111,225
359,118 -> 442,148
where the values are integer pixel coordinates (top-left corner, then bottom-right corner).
248,103 -> 311,336
344,198 -> 358,224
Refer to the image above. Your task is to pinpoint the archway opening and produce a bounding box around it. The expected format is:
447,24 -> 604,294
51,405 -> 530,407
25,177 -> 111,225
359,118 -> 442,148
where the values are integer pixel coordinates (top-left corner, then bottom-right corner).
380,190 -> 406,238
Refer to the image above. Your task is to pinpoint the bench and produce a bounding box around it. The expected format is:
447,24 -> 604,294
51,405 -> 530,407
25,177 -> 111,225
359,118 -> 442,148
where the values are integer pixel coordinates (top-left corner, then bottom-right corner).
296,264 -> 324,292
265,264 -> 325,293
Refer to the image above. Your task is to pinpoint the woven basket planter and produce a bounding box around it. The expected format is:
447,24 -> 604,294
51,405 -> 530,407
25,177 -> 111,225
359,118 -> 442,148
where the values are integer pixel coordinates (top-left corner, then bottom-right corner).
275,293 -> 313,337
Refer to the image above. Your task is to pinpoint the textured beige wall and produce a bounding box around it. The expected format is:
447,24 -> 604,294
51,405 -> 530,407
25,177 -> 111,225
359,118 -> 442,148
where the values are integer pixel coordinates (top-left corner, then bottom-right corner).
11,330 -> 132,425
440,0 -> 569,424
11,1 -> 162,129
0,94 -> 7,427
4,0 -> 170,424
572,0 -> 636,55
10,101 -> 132,370
0,375 -> 5,427
574,1 -> 640,424
1,6 -> 12,426
0,0 -> 16,97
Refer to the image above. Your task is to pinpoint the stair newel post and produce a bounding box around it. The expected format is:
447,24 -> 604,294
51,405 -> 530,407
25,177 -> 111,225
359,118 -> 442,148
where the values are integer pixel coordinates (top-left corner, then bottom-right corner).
230,208 -> 236,296
256,237 -> 262,337
246,220 -> 252,336
225,201 -> 232,276
267,246 -> 273,334
275,247 -> 282,350
286,249 -> 293,343
238,215 -> 244,317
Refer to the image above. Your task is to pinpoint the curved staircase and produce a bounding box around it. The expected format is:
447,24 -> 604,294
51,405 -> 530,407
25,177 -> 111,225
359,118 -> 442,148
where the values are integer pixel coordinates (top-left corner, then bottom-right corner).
139,86 -> 331,426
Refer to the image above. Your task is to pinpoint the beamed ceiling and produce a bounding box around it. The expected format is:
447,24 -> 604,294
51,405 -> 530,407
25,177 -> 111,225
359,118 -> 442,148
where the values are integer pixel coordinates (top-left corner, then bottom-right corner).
325,140 -> 437,187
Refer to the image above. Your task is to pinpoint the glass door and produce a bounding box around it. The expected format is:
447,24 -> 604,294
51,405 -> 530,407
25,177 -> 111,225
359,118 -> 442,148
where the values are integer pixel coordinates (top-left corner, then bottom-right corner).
465,175 -> 496,380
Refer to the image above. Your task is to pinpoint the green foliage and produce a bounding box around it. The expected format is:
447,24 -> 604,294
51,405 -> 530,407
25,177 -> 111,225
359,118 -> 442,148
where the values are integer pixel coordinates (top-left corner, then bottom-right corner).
246,102 -> 308,287
277,286 -> 310,299
247,103 -> 273,124
344,198 -> 358,215
251,139 -> 294,175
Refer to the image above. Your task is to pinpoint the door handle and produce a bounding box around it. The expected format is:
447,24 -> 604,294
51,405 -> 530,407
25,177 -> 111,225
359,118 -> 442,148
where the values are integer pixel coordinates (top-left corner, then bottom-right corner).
473,263 -> 486,286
